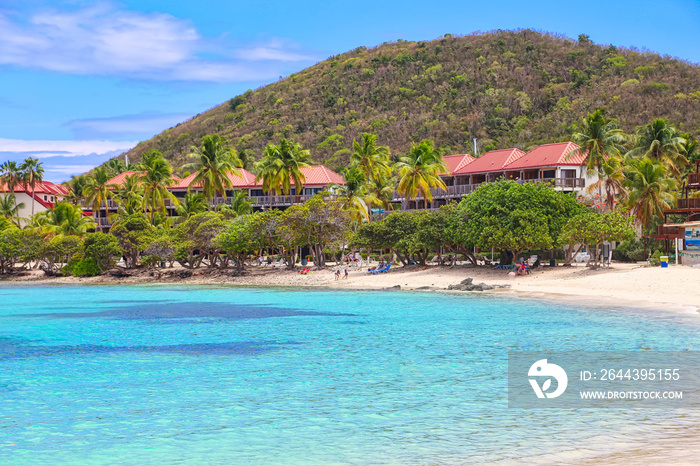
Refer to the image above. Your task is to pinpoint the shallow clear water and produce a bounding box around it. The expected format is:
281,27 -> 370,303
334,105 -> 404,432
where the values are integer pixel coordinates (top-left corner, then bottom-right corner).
1,285 -> 699,465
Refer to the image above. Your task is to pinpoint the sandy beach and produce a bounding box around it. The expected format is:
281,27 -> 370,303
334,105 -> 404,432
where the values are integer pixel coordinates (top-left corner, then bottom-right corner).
5,261 -> 700,313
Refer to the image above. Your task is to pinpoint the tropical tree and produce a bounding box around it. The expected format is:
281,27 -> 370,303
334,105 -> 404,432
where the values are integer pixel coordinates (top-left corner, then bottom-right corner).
0,194 -> 25,225
394,140 -> 447,209
105,159 -> 128,176
83,167 -> 113,233
349,133 -> 392,183
40,202 -> 96,237
0,161 -> 22,194
627,119 -> 687,177
368,175 -> 396,212
255,138 -> 311,199
567,108 -> 627,177
139,154 -> 178,224
623,158 -> 678,232
64,175 -> 89,206
216,191 -> 252,217
175,192 -> 207,222
184,135 -> 241,209
19,157 -> 45,216
679,133 -> 699,167
585,156 -> 628,211
333,167 -> 375,223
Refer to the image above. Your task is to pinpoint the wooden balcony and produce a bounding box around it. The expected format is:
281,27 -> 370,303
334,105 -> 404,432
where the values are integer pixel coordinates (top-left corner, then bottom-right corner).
213,195 -> 316,207
391,178 -> 585,203
678,198 -> 700,209
688,172 -> 700,189
656,224 -> 685,238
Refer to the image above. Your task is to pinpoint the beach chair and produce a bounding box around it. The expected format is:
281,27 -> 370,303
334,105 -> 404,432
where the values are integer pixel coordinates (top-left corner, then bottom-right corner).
297,267 -> 310,275
372,263 -> 391,274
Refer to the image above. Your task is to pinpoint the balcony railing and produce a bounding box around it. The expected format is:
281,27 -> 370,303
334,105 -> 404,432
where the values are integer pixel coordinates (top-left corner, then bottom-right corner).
678,198 -> 700,209
391,178 -> 585,201
656,225 -> 685,237
689,173 -> 700,187
213,194 -> 316,207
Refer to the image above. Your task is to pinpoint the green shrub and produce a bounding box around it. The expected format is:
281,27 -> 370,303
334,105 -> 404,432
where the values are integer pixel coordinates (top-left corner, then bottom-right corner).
612,239 -> 645,262
68,258 -> 101,277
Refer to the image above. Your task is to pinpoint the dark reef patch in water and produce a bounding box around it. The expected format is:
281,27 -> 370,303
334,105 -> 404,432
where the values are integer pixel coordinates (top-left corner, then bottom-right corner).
17,302 -> 358,320
0,341 -> 300,359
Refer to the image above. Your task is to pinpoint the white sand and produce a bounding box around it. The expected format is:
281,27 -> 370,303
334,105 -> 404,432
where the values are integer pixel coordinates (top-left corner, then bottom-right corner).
6,261 -> 700,313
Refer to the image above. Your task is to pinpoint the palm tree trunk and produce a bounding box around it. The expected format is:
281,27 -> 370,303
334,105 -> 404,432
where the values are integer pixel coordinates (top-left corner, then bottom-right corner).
30,181 -> 35,216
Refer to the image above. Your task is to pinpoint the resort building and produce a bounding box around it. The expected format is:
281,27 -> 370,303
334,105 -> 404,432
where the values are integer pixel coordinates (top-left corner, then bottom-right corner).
0,180 -> 68,224
649,161 -> 700,263
92,165 -> 346,228
393,142 -> 597,210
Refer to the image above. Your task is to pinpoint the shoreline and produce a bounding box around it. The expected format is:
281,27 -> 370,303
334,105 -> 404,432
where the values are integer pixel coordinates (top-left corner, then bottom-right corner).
3,261 -> 700,314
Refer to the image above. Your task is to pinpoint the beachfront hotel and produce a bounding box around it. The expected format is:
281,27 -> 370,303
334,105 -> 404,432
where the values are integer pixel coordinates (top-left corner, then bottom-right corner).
393,142 -> 598,210
0,180 -> 68,226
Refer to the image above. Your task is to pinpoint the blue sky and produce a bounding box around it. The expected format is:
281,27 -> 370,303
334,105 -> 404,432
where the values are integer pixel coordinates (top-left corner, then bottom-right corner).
2,0 -> 700,182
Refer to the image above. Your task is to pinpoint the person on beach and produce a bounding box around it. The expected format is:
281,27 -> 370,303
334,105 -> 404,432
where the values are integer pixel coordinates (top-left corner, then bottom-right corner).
343,268 -> 348,279
335,270 -> 340,281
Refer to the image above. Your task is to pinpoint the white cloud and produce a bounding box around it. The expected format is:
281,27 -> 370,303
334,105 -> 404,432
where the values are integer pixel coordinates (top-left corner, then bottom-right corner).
0,4 -> 318,82
0,138 -> 136,158
65,112 -> 192,139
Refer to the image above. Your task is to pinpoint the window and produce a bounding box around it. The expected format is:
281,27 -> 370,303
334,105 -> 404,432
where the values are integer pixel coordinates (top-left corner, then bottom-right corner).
250,189 -> 264,197
44,195 -> 47,201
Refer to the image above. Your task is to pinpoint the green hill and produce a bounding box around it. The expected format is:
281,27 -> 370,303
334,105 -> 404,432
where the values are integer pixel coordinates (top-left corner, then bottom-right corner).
121,29 -> 700,173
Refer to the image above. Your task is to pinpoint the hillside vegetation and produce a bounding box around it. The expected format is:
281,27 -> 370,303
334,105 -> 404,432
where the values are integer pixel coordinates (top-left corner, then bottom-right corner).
121,29 -> 700,172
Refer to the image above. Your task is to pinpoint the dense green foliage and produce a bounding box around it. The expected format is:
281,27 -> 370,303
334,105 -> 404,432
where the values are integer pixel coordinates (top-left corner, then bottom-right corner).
120,30 -> 700,171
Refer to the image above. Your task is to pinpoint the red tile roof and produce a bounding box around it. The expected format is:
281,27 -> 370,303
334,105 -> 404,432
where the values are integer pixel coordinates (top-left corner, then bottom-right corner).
441,154 -> 475,175
0,180 -> 68,196
172,165 -> 345,190
172,168 -> 258,189
106,171 -> 181,189
295,165 -> 345,185
453,148 -> 525,175
503,142 -> 585,170
106,171 -> 143,186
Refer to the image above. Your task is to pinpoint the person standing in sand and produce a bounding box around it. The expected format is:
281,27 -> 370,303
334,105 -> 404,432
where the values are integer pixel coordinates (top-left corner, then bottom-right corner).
343,268 -> 348,279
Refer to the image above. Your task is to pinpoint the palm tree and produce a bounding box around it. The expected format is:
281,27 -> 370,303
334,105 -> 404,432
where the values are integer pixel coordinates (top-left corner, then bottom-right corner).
216,191 -> 253,217
105,158 -> 128,177
350,133 -> 392,182
368,175 -> 396,212
586,156 -> 628,211
627,119 -> 687,177
567,108 -> 627,183
19,157 -> 45,216
333,167 -> 376,223
64,175 -> 89,206
623,158 -> 677,233
42,202 -> 96,237
184,135 -> 241,209
348,133 -> 391,219
394,140 -> 447,209
139,155 -> 178,224
175,192 -> 207,222
255,138 -> 311,201
0,194 -> 25,226
83,167 -> 113,232
680,133 -> 699,168
0,161 -> 22,194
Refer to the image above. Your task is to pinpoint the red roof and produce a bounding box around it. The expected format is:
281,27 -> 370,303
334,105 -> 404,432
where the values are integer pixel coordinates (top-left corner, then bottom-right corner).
106,171 -> 143,186
295,165 -> 345,186
0,180 -> 68,196
173,165 -> 345,190
106,171 -> 181,189
453,148 -> 525,175
441,154 -> 475,175
172,168 -> 258,189
503,142 -> 585,170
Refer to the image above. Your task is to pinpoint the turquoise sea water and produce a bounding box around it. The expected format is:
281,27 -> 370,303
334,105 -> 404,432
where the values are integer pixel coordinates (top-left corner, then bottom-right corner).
1,285 -> 700,465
